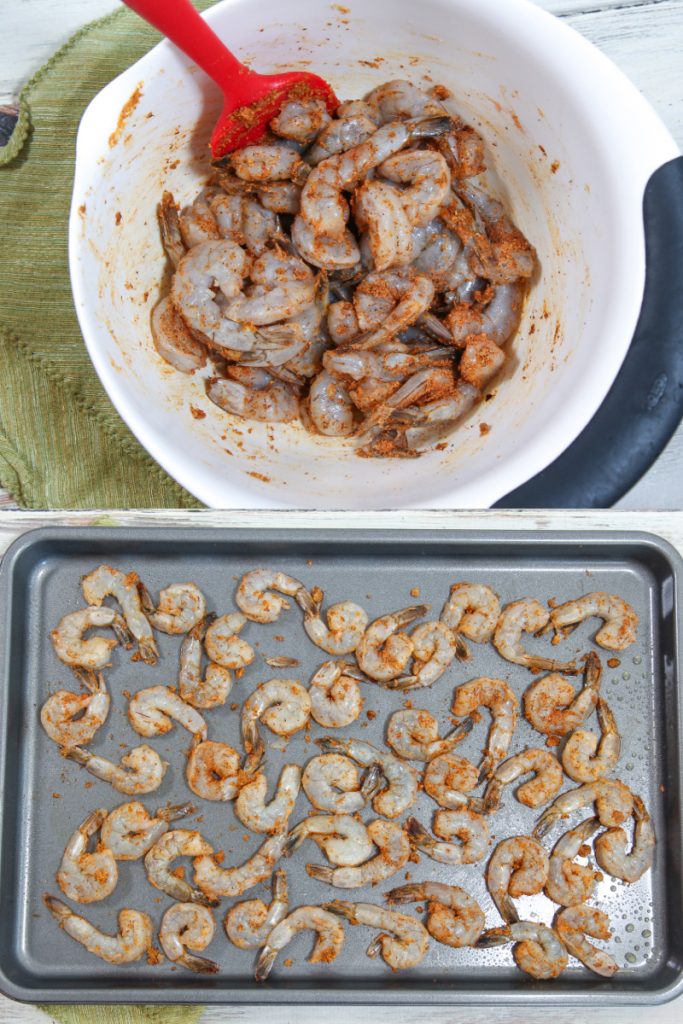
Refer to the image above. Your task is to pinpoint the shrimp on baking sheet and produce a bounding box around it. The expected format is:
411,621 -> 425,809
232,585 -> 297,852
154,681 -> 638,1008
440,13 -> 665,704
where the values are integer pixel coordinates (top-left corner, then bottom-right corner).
493,598 -> 578,673
64,744 -> 167,796
316,735 -> 418,819
225,869 -> 289,950
178,616 -> 233,710
306,820 -> 410,888
451,677 -> 518,781
544,817 -> 601,907
101,801 -> 194,860
386,709 -> 472,762
159,903 -> 218,975
51,607 -> 130,671
555,905 -> 618,977
534,779 -> 634,839
386,881 -> 485,948
255,905 -> 345,981
81,565 -> 157,664
234,764 -> 302,834
144,829 -> 218,907
524,652 -> 602,737
41,671 -> 110,749
406,809 -> 491,866
548,592 -> 639,651
296,588 -> 368,655
285,814 -> 375,867
43,895 -> 152,964
477,922 -> 568,979
393,621 -> 459,689
486,836 -> 549,924
241,679 -> 311,772
308,660 -> 366,729
423,753 -> 479,809
186,740 -> 248,801
301,753 -> 382,814
194,833 -> 288,902
594,793 -> 655,883
204,612 -> 254,669
56,809 -> 118,904
439,582 -> 500,655
355,605 -> 429,683
471,748 -> 564,815
137,582 -> 206,635
562,698 -> 621,783
235,569 -> 306,623
324,901 -> 429,970
128,685 -> 207,740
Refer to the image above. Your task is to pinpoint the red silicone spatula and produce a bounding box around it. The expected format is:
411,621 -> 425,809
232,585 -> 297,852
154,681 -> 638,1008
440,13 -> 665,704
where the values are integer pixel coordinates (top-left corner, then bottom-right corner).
123,0 -> 339,157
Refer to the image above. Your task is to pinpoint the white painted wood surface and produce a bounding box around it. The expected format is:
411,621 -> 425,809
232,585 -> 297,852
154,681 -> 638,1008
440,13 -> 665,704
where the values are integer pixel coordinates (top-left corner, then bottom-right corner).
0,507 -> 681,1023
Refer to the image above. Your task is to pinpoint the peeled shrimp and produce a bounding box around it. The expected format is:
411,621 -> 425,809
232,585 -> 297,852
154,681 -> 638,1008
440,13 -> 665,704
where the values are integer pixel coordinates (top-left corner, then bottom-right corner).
204,612 -> 254,668
306,820 -> 410,888
406,809 -> 491,865
394,621 -> 459,689
486,836 -> 549,923
545,817 -> 600,906
286,813 -> 375,867
493,598 -> 578,673
144,829 -> 217,906
473,748 -> 564,814
386,709 -> 472,762
355,604 -> 428,682
41,671 -> 110,749
562,698 -> 621,783
235,569 -> 305,623
211,191 -> 282,257
301,753 -> 381,814
64,744 -> 167,796
241,679 -> 311,771
455,182 -> 537,285
378,149 -> 450,227
353,179 -> 413,271
194,832 -> 288,901
444,282 -> 524,348
352,271 -> 435,351
221,249 -> 316,326
477,922 -> 567,979
128,685 -> 207,740
549,592 -> 639,650
178,615 -> 233,710
57,809 -> 118,904
423,753 -> 479,809
208,369 -> 300,423
440,582 -> 500,646
159,903 -> 218,974
51,606 -> 129,670
555,905 -> 618,977
137,581 -> 205,635
307,106 -> 378,165
101,801 -> 193,860
534,779 -> 634,838
271,98 -> 331,144
225,869 -> 289,949
297,589 -> 368,655
524,652 -> 602,736
308,660 -> 365,728
363,80 -> 445,124
234,764 -> 301,834
231,143 -> 307,183
324,901 -> 429,970
177,187 -> 222,247
386,881 -> 485,948
594,793 -> 655,882
255,905 -> 345,981
81,565 -> 157,664
307,370 -> 356,435
186,740 -> 244,801
43,895 -> 152,964
451,677 -> 518,780
316,735 -> 418,818
171,239 -> 251,352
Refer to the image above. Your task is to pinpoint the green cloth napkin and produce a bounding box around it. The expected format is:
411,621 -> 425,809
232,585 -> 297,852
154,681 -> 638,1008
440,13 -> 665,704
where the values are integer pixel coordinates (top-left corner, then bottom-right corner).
0,4 -> 224,508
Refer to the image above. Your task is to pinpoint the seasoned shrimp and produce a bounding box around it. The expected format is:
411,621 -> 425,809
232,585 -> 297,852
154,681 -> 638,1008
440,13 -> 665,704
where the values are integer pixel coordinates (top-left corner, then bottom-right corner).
473,748 -> 564,814
242,679 -> 311,771
194,833 -> 288,901
291,213 -> 360,269
355,604 -> 428,682
221,249 -> 316,326
451,677 -> 518,780
235,569 -> 305,623
150,296 -> 209,373
402,621 -> 461,688
352,272 -> 435,351
158,190 -> 187,267
178,615 -> 233,710
555,905 -> 618,977
81,565 -> 157,664
208,368 -> 300,423
255,905 -> 345,981
306,106 -> 378,165
235,765 -> 301,834
128,686 -> 207,740
159,903 -> 218,974
549,592 -> 639,651
562,698 -> 621,783
486,836 -> 549,923
493,598 -> 578,673
325,901 -> 429,969
177,187 -> 222,247
386,881 -> 484,948
286,813 -> 375,866
440,582 -> 500,646
353,179 -> 413,271
524,652 -> 602,736
594,793 -> 655,882
64,744 -> 167,796
301,753 -> 382,813
363,80 -> 445,124
231,143 -> 308,183
444,282 -> 525,348
51,606 -> 130,670
101,801 -> 193,860
204,612 -> 254,668
386,709 -> 472,762
534,779 -> 634,838
308,660 -> 365,728
424,753 -> 479,809
41,671 -> 110,749
307,370 -> 356,435
477,922 -> 568,979
186,740 -> 245,801
225,869 -> 289,950
137,582 -> 205,635
271,98 -> 331,144
144,829 -> 217,906
43,895 -> 152,964
545,817 -> 600,906
57,809 -> 118,904
406,809 -> 491,865
454,182 -> 537,285
316,735 -> 418,818
378,149 -> 450,227
297,589 -> 369,655
306,820 -> 410,887
170,239 -> 251,352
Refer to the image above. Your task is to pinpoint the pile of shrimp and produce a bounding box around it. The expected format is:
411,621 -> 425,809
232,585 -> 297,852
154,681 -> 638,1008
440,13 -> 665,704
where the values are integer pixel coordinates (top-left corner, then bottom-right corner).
42,566 -> 653,983
153,79 -> 537,458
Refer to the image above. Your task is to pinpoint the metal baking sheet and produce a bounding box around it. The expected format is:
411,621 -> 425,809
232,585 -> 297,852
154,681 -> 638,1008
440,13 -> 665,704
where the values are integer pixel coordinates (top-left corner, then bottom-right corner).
0,527 -> 681,1005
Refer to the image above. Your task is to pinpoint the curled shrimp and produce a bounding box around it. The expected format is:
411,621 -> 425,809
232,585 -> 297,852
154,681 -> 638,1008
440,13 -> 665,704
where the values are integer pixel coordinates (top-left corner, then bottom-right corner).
128,685 -> 207,740
255,905 -> 345,981
555,905 -> 618,977
549,592 -> 639,651
486,836 -> 549,924
524,652 -> 602,736
493,598 -> 579,673
378,149 -> 450,227
221,249 -> 316,326
477,922 -> 568,979
271,98 -> 331,144
177,186 -> 222,246
444,282 -> 525,349
423,753 -> 479,809
235,764 -> 301,834
144,829 -> 217,907
308,660 -> 365,728
43,895 -> 152,964
406,809 -> 491,865
386,881 -> 484,948
41,671 -> 110,749
355,604 -> 428,682
439,582 -> 500,651
353,179 -> 413,271
101,801 -> 193,860
286,813 -> 375,866
451,677 -> 518,780
393,621 -> 459,690
231,143 -> 308,183
186,740 -> 246,801
363,80 -> 445,123
51,606 -> 130,670
534,779 -> 634,839
170,239 -> 251,352
307,104 -> 378,164
562,698 -> 621,783
194,832 -> 288,901
81,565 -> 157,664
472,748 -> 564,814
453,182 -> 537,285
316,735 -> 418,818
306,820 -> 410,888
64,744 -> 167,795
351,271 -> 435,351
241,679 -> 311,771
297,589 -> 369,655
160,903 -> 218,975
208,367 -> 300,423
235,569 -> 305,623
204,611 -> 254,668
225,869 -> 289,950
545,817 -> 601,906
306,370 -> 356,435
178,615 -> 232,710
386,709 -> 472,762
301,753 -> 382,814
137,581 -> 205,635
325,900 -> 429,969
56,808 -> 118,905
594,793 -> 655,882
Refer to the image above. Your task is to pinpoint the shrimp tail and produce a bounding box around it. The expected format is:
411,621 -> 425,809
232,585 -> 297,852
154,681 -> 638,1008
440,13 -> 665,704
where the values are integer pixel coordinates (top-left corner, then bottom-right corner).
254,944 -> 278,982
306,863 -> 334,883
110,614 -> 134,649
282,825 -> 306,858
366,934 -> 386,958
321,899 -> 354,921
532,809 -> 556,839
61,744 -> 89,765
160,802 -> 196,823
70,667 -> 101,691
384,883 -> 420,905
444,716 -> 474,748
453,632 -> 471,661
477,754 -> 496,786
315,736 -> 341,755
498,895 -> 520,925
138,637 -> 159,666
385,674 -> 420,691
189,887 -> 220,909
179,952 -> 220,975
475,926 -> 513,948
407,115 -> 454,141
43,892 -> 70,922
294,586 -> 321,618
471,779 -> 502,815
527,657 -> 579,674
360,763 -> 385,802
405,816 -> 433,851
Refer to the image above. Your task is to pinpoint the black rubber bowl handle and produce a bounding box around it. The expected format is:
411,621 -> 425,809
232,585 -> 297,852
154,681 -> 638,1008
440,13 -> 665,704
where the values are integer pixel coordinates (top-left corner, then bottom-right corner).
496,155 -> 683,509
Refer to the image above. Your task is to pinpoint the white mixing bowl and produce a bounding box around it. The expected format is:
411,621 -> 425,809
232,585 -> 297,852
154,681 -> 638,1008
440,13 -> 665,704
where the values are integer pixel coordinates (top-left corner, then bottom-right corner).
69,0 -> 679,509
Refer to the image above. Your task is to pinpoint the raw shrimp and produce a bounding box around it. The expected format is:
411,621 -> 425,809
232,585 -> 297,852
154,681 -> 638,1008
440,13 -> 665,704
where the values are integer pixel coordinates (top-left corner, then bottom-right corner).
355,604 -> 428,682
178,615 -> 233,710
194,833 -> 288,901
486,836 -> 549,923
128,686 -> 207,740
221,250 -> 316,325
101,801 -> 194,860
493,598 -> 578,673
549,592 -> 639,651
208,369 -> 300,422
159,903 -> 218,974
241,679 -> 311,772
178,187 -> 222,247
459,334 -> 506,390
137,582 -> 205,634
43,895 -> 152,964
444,282 -> 525,348
439,582 -> 500,646
396,621 -> 459,689
353,179 -> 414,271
378,149 -> 451,227
352,272 -> 435,351
151,295 -> 208,373
286,813 -> 375,866
451,677 -> 518,780
306,107 -> 378,165
64,744 -> 167,796
534,779 -> 634,838
41,671 -> 110,748
234,764 -> 301,834
51,606 -> 130,670
307,370 -> 356,435
291,214 -> 360,269
412,217 -> 463,290
271,98 -> 331,144
544,817 -> 600,906
231,143 -> 308,183
235,569 -> 305,623
255,906 -> 345,981
210,191 -> 283,257
297,589 -> 368,655
524,652 -> 602,736
81,565 -> 157,664
301,753 -> 382,814
316,735 -> 419,818
170,239 -> 250,351
324,901 -> 429,969
406,809 -> 491,865
204,612 -> 254,668
186,740 -> 245,801
456,182 -> 537,284
386,881 -> 485,948
423,753 -> 479,809
308,660 -> 365,728
144,829 -> 218,906
386,709 -> 472,762
555,905 -> 618,977
306,820 -> 410,887
57,809 -> 118,904
594,793 -> 655,882
225,869 -> 289,950
473,748 -> 564,814
396,379 -> 478,427
477,922 -> 568,979
562,698 -> 621,783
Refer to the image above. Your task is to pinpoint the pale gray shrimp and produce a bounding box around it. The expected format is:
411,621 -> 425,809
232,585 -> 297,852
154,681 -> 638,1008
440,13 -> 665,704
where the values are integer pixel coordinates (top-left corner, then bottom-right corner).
308,660 -> 365,728
242,679 -> 311,772
353,179 -> 413,271
386,709 -> 472,762
208,369 -> 300,422
178,615 -> 233,710
534,779 -> 634,839
396,620 -> 459,689
64,744 -> 167,795
159,903 -> 218,975
594,793 -> 655,882
286,813 -> 375,866
204,611 -> 254,669
555,905 -> 618,977
317,735 -> 419,818
235,764 -> 301,834
51,606 -> 130,671
424,753 -> 479,809
41,671 -> 110,748
186,740 -> 245,801
544,817 -> 601,906
56,809 -> 118,904
101,801 -> 194,861
324,340 -> 449,386
231,143 -> 308,183
306,108 -> 378,165
235,569 -> 306,623
144,829 -> 218,906
194,832 -> 288,901
326,299 -> 361,344
456,182 -> 537,284
225,869 -> 289,950
255,905 -> 345,981
43,895 -> 152,964
355,604 -> 428,682
221,249 -> 316,325
493,598 -> 578,673
397,380 -> 478,427
353,365 -> 458,437
258,180 -> 303,214
352,271 -> 435,351
151,295 -> 209,372
210,192 -> 282,257
451,677 -> 518,780
136,581 -> 205,635
444,282 -> 525,348
440,581 -> 500,653
477,922 -> 568,979
170,239 -> 251,352
406,809 -> 491,865
306,370 -> 356,435
291,213 -> 360,269
524,652 -> 602,736
178,187 -> 222,247
435,120 -> 487,180
386,881 -> 485,948
473,748 -> 564,814
562,699 -> 621,783
306,819 -> 410,887
271,98 -> 331,144
378,149 -> 450,227
81,565 -> 157,664
549,592 -> 639,651
128,685 -> 207,740
324,901 -> 429,970
412,218 -> 463,290
459,334 -> 507,390
297,589 -> 369,655
486,836 -> 549,924
301,753 -> 382,813
363,80 -> 445,124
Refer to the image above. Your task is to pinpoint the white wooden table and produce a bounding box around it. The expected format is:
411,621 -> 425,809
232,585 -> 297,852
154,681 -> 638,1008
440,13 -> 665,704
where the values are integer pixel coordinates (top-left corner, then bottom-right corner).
1,0 -> 683,509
